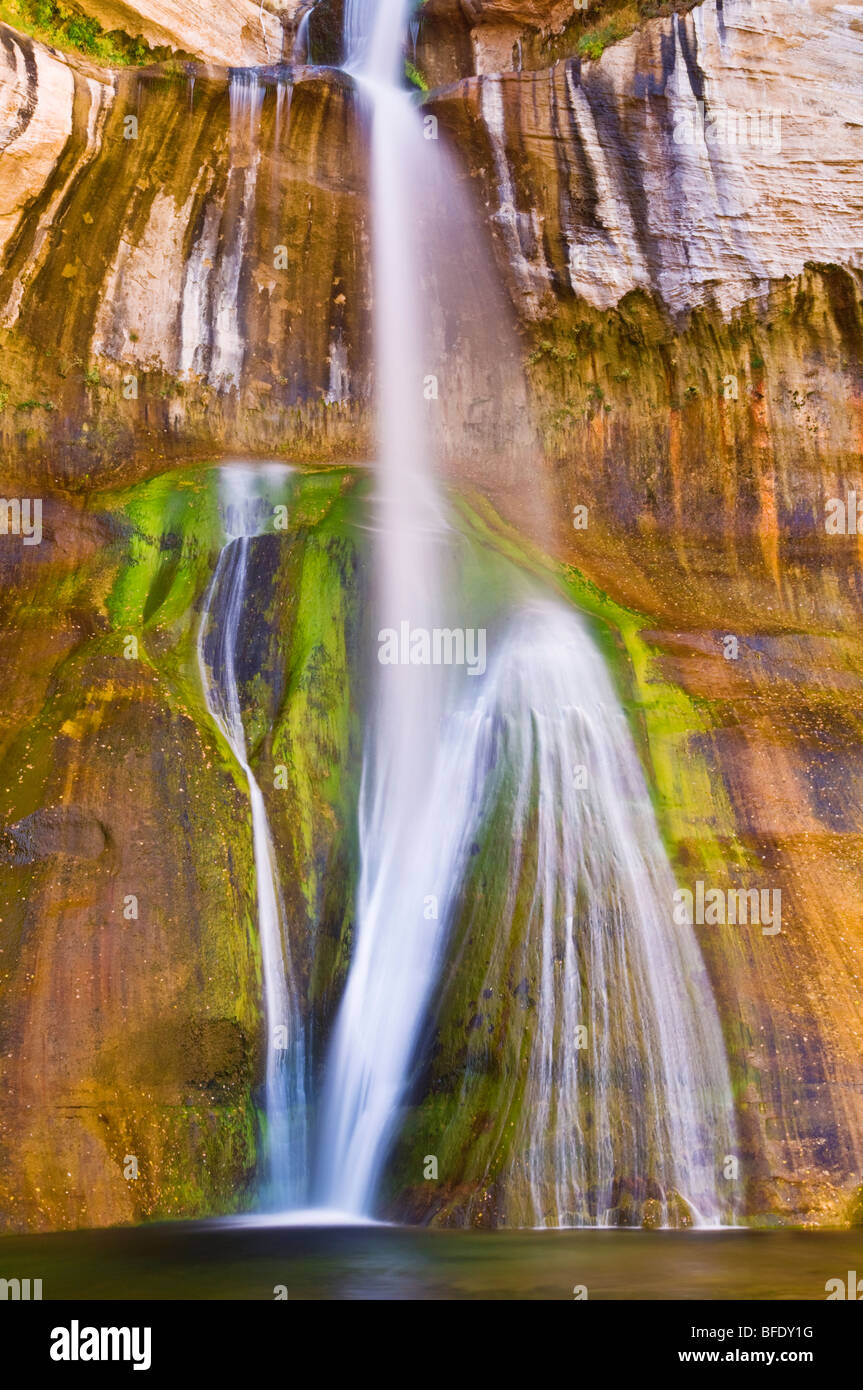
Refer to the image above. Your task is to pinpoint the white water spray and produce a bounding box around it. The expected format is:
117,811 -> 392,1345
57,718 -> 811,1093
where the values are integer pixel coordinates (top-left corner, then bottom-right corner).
464,600 -> 736,1226
314,0 -> 459,1210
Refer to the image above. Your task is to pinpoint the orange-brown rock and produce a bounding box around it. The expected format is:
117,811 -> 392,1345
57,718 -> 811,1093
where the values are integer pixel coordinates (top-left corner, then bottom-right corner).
1,0 -> 863,1229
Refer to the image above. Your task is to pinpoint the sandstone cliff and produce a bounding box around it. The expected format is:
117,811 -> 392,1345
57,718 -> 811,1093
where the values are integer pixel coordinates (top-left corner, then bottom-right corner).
1,0 -> 862,1229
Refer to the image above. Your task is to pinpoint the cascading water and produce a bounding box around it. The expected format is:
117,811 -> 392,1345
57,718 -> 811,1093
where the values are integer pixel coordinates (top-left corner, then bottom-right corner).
312,0 -> 737,1224
292,4 -> 314,63
460,600 -> 736,1226
185,1 -> 736,1225
314,0 -> 458,1213
198,466 -> 307,1208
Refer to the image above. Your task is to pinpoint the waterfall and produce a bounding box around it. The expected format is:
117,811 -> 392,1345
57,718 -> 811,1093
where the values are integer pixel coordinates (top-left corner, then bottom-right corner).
198,466 -> 307,1208
180,1 -> 737,1226
292,5 -> 314,63
464,600 -> 736,1226
312,0 -> 737,1225
314,0 -> 456,1213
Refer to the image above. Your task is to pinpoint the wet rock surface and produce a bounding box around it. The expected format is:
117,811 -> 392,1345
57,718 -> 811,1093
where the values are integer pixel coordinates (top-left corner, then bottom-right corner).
0,1 -> 862,1229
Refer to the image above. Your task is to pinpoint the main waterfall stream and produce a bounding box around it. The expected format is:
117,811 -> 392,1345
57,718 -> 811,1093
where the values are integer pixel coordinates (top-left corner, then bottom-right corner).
317,0 -> 736,1225
196,0 -> 737,1228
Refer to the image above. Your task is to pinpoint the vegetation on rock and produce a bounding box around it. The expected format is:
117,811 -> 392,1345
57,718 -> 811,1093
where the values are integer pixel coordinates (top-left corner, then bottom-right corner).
0,0 -> 183,64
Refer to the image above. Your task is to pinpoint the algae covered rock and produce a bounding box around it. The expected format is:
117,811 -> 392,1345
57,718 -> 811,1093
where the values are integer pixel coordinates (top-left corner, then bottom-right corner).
0,463 -> 366,1230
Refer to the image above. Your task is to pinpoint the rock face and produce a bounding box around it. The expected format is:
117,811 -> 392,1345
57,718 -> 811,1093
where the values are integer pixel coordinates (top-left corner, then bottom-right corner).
0,490 -> 262,1230
0,25 -> 372,485
74,0 -> 298,66
2,3 -> 860,475
432,0 -> 863,318
413,0 -> 863,1228
0,467 -> 364,1231
1,0 -> 863,1229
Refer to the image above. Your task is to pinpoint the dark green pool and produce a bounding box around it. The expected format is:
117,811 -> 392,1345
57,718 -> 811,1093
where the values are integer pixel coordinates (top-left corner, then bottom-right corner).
2,1221 -> 861,1300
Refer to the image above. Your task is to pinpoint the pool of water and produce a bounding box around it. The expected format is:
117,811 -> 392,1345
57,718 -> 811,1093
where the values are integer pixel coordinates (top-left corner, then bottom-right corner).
1,1222 -> 860,1300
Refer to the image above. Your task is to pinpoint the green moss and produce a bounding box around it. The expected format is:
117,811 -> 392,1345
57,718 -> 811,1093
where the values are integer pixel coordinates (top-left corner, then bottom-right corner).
263,478 -> 367,1021
578,21 -> 628,60
96,461 -> 369,1045
527,337 -> 584,367
0,0 -> 183,66
537,3 -> 702,70
405,59 -> 429,92
0,471 -> 268,1222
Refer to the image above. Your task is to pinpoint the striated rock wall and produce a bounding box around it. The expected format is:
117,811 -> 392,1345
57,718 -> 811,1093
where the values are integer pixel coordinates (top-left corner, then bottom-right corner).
1,0 -> 863,1228
0,26 -> 372,485
431,0 -> 863,319
2,4 -> 860,478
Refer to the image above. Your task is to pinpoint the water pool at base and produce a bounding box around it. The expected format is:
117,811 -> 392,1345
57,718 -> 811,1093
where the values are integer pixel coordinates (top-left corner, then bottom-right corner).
2,1224 -> 859,1300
